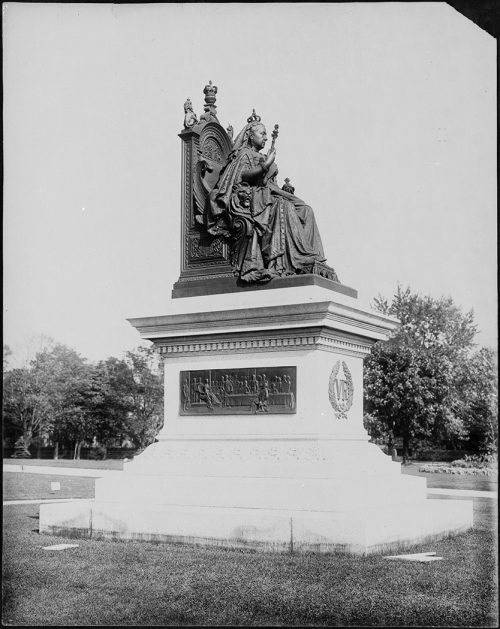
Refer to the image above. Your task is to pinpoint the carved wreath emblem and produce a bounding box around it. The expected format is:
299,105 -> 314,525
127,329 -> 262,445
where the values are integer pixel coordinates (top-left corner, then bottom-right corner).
328,360 -> 354,420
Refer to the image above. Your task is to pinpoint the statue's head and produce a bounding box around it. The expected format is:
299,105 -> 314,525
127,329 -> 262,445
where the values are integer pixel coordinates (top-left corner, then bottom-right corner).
248,122 -> 267,151
229,110 -> 268,159
244,109 -> 266,150
184,98 -> 193,113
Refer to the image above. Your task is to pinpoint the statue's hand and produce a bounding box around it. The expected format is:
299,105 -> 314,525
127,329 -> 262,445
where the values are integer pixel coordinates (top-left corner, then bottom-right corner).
262,148 -> 276,171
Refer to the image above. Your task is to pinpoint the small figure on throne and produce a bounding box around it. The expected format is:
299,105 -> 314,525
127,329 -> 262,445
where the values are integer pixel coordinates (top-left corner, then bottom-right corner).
183,98 -> 198,129
282,178 -> 295,194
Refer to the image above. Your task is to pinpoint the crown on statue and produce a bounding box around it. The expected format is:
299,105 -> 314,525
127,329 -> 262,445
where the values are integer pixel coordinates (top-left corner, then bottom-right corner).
203,80 -> 218,105
247,109 -> 261,123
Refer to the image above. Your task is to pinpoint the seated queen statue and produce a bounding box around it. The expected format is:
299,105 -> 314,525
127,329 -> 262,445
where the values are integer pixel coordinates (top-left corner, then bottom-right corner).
204,110 -> 328,283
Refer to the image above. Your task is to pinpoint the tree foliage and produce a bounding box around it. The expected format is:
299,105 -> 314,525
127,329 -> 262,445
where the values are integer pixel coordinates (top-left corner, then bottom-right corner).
122,347 -> 164,451
3,367 -> 50,449
3,342 -> 163,458
364,286 -> 497,460
89,348 -> 164,452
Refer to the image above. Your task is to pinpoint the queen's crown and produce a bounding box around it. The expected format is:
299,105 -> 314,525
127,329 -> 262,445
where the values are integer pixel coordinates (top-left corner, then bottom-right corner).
247,109 -> 261,123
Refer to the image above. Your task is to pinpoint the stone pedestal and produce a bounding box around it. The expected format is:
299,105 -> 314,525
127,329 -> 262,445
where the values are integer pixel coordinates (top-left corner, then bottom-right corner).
39,282 -> 473,554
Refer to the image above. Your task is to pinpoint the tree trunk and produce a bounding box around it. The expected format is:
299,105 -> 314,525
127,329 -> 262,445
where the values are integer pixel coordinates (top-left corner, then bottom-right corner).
23,429 -> 33,450
402,433 -> 410,465
73,441 -> 78,460
13,433 -> 32,458
54,441 -> 59,460
387,435 -> 396,460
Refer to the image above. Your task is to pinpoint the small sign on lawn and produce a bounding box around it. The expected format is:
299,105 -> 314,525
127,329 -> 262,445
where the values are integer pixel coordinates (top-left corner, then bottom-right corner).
42,544 -> 79,551
50,482 -> 61,492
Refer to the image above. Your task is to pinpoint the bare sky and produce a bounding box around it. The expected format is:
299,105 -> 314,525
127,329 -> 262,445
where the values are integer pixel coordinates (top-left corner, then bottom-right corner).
3,2 -> 497,366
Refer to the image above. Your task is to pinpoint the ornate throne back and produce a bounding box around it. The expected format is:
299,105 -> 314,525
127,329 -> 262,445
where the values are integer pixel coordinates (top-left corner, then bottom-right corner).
173,111 -> 234,296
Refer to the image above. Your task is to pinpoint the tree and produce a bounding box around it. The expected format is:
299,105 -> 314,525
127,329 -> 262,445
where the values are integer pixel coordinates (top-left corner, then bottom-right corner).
27,344 -> 94,459
88,357 -> 134,447
455,347 -> 498,454
122,347 -> 164,452
363,285 -> 491,462
86,347 -> 164,454
3,338 -> 164,459
3,367 -> 51,454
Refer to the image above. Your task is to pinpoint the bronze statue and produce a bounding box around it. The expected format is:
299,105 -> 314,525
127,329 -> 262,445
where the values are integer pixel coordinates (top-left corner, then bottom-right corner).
204,111 -> 327,282
175,83 -> 341,295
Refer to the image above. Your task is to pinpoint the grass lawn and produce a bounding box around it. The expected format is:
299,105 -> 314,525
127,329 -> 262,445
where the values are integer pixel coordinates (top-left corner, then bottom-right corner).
2,471 -> 498,626
3,472 -> 95,502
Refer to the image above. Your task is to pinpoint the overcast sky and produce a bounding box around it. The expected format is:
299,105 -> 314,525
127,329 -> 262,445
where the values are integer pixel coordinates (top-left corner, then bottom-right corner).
3,2 -> 497,366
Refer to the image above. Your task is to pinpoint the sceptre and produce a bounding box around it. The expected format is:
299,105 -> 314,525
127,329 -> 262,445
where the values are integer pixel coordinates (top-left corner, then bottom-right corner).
270,124 -> 279,152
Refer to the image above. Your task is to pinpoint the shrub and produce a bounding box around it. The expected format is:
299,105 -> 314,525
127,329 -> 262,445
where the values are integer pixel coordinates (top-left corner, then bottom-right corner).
88,445 -> 107,460
450,459 -> 469,468
419,459 -> 497,475
412,447 -> 471,462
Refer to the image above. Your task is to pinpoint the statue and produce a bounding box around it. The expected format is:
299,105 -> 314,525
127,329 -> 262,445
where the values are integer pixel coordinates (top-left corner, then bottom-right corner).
175,83 -> 340,296
183,98 -> 198,129
204,110 -> 327,282
282,178 -> 295,194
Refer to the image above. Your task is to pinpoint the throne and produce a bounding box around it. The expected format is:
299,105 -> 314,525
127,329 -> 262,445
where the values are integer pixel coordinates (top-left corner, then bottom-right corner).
172,83 -> 351,299
172,83 -> 235,298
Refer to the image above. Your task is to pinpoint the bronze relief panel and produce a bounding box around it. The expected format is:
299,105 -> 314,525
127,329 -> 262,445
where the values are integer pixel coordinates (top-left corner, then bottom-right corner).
180,366 -> 297,415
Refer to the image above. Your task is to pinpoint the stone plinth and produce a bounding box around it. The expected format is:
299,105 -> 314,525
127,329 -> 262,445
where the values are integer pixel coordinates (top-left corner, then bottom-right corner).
39,283 -> 473,554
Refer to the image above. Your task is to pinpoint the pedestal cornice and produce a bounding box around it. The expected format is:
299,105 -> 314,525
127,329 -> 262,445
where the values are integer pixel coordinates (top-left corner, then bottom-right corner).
128,299 -> 399,358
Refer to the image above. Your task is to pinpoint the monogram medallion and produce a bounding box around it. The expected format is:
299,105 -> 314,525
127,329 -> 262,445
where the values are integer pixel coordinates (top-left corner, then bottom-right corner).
328,360 -> 354,420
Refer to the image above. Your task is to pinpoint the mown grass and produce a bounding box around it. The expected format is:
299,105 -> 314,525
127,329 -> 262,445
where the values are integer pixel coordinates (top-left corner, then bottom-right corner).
2,472 -> 498,626
3,472 -> 95,502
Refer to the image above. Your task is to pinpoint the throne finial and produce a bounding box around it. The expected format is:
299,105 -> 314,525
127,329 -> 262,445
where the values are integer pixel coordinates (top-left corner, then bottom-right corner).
200,80 -> 219,123
203,80 -> 218,105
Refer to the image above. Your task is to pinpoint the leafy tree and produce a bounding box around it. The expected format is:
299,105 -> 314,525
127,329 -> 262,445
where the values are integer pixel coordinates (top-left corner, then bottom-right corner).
85,347 -> 164,454
3,367 -> 51,453
455,347 -> 498,454
3,339 -> 164,459
363,285 -> 492,462
122,347 -> 164,452
88,357 -> 135,447
30,344 -> 94,459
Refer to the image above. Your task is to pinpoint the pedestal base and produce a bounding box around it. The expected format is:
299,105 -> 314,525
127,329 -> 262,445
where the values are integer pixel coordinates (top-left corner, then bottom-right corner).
39,440 -> 473,555
39,497 -> 472,556
39,286 -> 473,554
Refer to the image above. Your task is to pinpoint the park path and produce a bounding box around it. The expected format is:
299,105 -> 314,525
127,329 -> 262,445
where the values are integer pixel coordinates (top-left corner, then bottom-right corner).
3,464 -> 497,503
